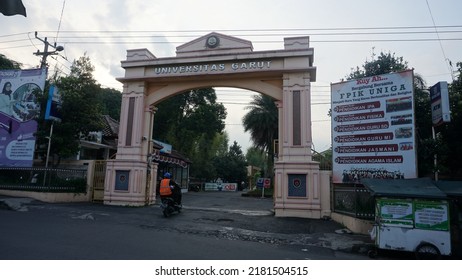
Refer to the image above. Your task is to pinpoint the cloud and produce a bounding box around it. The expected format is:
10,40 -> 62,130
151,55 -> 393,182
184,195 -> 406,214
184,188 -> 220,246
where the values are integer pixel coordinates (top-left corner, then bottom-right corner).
1,0 -> 461,152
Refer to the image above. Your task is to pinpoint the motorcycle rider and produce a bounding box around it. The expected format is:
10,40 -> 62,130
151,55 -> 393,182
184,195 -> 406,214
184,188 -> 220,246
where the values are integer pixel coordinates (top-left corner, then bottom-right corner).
159,172 -> 182,206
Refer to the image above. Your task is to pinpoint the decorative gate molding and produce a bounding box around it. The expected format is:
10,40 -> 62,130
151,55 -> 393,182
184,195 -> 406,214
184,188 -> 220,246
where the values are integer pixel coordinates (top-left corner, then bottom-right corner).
104,33 -> 328,219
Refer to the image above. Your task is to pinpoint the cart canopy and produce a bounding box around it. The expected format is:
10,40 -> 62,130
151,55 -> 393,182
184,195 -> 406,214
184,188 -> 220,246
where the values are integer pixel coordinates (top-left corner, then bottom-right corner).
361,177 -> 447,199
435,181 -> 462,197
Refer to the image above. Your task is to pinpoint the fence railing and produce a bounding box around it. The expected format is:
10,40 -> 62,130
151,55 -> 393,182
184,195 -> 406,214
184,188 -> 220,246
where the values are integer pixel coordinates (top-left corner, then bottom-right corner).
333,184 -> 375,220
311,149 -> 332,171
0,167 -> 87,193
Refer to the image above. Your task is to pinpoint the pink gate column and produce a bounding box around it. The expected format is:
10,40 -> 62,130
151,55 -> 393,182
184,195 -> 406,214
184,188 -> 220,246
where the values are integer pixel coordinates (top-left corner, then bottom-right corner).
103,76 -> 156,206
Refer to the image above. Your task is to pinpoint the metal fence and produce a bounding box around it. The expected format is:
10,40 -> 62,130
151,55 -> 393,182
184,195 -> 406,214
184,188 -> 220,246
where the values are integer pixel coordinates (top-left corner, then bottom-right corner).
312,149 -> 332,171
0,167 -> 87,193
333,184 -> 375,220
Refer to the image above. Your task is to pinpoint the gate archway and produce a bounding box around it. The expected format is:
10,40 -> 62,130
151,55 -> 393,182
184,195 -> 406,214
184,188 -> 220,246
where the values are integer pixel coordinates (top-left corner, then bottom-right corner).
104,32 -> 328,218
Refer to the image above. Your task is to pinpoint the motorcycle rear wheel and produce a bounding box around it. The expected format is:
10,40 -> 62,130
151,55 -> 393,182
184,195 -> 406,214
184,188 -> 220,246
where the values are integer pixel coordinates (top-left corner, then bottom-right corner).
163,207 -> 172,217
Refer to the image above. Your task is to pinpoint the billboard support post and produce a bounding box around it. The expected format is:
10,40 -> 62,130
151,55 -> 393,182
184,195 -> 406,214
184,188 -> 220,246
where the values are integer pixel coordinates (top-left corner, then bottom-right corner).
43,121 -> 54,186
430,81 -> 452,182
432,126 -> 438,181
45,121 -> 53,168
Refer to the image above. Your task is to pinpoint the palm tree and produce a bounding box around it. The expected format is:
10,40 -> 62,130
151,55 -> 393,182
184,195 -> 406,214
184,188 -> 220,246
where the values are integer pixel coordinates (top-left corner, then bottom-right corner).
242,94 -> 278,177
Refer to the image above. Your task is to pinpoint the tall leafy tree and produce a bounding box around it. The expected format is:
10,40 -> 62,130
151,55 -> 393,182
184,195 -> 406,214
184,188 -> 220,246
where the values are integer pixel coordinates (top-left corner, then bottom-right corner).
437,62 -> 462,178
153,88 -> 227,179
345,50 -> 444,177
0,53 -> 22,69
98,87 -> 122,121
347,51 -> 408,79
189,132 -> 229,181
242,94 -> 278,177
36,55 -> 106,163
153,88 -> 226,153
245,146 -> 267,175
213,141 -> 247,185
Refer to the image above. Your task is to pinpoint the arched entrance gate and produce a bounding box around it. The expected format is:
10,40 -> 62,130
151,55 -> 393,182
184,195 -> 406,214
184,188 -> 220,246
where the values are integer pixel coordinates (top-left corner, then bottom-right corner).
104,33 -> 330,218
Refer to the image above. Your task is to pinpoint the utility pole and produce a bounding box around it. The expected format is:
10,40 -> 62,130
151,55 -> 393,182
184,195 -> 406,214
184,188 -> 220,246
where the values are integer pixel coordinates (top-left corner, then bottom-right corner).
33,31 -> 64,69
33,32 -> 64,169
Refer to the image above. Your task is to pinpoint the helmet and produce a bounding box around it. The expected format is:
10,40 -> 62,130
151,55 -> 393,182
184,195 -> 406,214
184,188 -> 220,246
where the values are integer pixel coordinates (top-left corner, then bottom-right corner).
163,172 -> 171,178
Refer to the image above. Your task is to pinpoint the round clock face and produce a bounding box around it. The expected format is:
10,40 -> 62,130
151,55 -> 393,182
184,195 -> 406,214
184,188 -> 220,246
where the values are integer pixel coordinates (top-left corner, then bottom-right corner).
206,36 -> 219,48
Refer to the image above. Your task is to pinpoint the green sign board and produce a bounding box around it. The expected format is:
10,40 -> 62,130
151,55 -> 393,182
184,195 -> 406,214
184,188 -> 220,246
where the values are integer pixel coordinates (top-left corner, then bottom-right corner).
377,198 -> 449,231
414,201 -> 449,231
378,199 -> 413,227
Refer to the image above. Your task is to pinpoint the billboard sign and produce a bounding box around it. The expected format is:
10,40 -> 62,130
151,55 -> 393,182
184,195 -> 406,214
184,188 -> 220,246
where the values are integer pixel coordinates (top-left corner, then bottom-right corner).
430,81 -> 451,127
331,70 -> 417,184
204,182 -> 237,191
256,177 -> 271,189
0,68 -> 46,167
45,85 -> 62,122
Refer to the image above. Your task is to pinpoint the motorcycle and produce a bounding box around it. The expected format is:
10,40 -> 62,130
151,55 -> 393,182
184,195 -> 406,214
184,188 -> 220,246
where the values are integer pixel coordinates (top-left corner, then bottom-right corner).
188,184 -> 200,192
160,197 -> 182,217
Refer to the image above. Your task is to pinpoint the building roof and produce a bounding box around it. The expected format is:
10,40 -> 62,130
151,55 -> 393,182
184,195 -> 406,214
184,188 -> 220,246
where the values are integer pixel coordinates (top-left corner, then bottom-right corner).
101,115 -> 119,138
98,116 -> 191,167
361,178 -> 447,199
435,180 -> 462,196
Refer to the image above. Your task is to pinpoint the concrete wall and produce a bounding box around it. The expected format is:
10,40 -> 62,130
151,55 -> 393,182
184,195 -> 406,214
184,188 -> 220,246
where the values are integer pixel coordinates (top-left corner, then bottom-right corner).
0,161 -> 95,203
331,212 -> 374,235
0,189 -> 90,203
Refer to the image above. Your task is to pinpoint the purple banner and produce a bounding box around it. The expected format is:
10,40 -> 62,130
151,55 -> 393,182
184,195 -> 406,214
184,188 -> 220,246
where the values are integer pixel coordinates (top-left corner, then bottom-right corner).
0,68 -> 46,166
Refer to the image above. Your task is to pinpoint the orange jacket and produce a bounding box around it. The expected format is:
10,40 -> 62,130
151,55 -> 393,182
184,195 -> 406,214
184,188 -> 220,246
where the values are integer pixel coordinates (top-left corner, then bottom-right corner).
160,178 -> 172,196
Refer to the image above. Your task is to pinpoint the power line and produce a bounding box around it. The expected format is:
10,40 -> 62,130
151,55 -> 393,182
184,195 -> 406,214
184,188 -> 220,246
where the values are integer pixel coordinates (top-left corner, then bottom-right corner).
425,0 -> 454,81
55,0 -> 66,44
17,29 -> 462,40
1,25 -> 459,86
33,25 -> 462,33
2,25 -> 462,46
10,38 -> 460,45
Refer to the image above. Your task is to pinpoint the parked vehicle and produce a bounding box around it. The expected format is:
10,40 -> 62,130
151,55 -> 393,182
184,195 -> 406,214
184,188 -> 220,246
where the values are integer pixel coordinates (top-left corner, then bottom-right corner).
363,178 -> 453,259
188,184 -> 200,192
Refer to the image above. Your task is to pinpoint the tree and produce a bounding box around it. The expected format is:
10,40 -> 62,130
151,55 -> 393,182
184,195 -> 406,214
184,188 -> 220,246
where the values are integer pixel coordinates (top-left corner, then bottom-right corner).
436,62 -> 462,178
242,94 -> 278,177
347,51 -> 408,80
36,55 -> 109,163
153,88 -> 227,180
98,87 -> 122,121
213,141 -> 247,185
189,132 -> 227,181
245,146 -> 267,174
153,88 -> 226,154
344,50 -> 452,178
0,53 -> 22,69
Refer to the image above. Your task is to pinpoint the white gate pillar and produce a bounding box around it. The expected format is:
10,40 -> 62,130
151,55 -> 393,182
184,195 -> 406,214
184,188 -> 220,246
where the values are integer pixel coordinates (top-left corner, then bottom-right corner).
103,75 -> 154,206
273,48 -> 321,218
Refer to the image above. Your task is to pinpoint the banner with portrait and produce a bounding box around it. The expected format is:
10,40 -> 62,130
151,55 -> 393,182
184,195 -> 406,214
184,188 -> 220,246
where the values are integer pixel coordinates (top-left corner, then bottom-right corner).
0,68 -> 46,166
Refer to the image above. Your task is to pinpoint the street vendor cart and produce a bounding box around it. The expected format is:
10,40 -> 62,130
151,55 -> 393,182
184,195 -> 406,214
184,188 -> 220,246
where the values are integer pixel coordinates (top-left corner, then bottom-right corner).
362,178 -> 451,259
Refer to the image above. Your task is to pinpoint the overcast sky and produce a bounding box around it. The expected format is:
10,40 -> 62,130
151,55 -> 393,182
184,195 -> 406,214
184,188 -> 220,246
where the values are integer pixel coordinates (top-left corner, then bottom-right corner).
1,0 -> 461,153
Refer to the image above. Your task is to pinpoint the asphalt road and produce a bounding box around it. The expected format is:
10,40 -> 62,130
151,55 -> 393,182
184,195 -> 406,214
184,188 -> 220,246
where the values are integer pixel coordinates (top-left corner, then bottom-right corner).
0,191 -> 371,260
